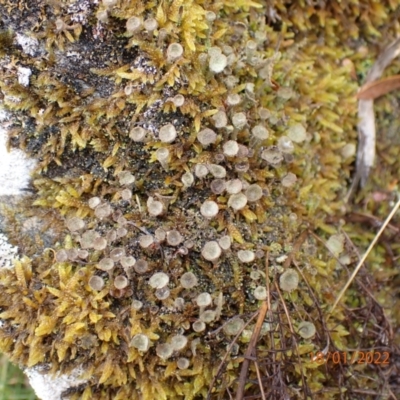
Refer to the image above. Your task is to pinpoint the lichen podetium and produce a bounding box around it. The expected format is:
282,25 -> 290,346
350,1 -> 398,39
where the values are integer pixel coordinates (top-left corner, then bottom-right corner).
0,0 -> 399,399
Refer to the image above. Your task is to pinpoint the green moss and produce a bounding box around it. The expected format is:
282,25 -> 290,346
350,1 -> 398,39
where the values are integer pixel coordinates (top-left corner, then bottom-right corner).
0,0 -> 399,399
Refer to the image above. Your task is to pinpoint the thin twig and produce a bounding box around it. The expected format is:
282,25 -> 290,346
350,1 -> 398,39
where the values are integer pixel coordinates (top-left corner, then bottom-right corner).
345,211 -> 399,233
235,301 -> 268,400
254,361 -> 266,400
235,254 -> 271,400
264,252 -> 278,396
350,388 -> 394,396
292,258 -> 330,352
208,313 -> 255,337
388,388 -> 398,400
310,229 -> 391,315
275,281 -> 309,400
265,251 -> 271,324
206,312 -> 259,400
283,230 -> 308,269
340,228 -> 394,342
330,197 -> 400,314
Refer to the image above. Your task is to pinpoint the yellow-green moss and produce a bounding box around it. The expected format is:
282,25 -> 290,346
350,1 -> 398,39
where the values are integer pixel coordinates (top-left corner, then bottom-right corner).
0,1 -> 399,399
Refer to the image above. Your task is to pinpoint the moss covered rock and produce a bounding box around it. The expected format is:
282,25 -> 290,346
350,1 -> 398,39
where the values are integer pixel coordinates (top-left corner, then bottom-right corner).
0,0 -> 399,399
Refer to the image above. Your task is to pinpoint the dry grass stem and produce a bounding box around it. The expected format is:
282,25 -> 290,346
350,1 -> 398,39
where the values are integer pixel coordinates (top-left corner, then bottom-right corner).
206,312 -> 259,400
254,361 -> 266,400
330,196 -> 400,314
235,254 -> 270,400
274,280 -> 308,399
235,301 -> 268,400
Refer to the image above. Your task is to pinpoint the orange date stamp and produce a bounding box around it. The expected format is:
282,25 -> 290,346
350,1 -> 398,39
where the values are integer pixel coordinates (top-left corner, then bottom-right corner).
309,351 -> 390,365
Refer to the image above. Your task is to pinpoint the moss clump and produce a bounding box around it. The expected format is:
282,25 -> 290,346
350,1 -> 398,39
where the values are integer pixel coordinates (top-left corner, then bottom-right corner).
0,0 -> 399,399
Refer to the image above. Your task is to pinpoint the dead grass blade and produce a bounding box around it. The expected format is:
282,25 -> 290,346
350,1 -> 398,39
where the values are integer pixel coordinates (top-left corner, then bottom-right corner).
235,301 -> 268,400
253,361 -> 266,400
206,311 -> 259,400
357,75 -> 400,100
274,281 -> 308,400
235,253 -> 270,400
330,196 -> 400,314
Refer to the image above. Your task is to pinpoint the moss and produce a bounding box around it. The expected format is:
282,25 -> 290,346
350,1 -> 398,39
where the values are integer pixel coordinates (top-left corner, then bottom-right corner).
0,0 -> 399,399
0,29 -> 14,57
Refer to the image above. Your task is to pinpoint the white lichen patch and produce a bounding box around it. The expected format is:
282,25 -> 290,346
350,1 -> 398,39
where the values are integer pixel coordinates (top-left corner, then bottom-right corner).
0,233 -> 18,269
17,66 -> 32,87
15,33 -> 39,56
25,365 -> 87,400
0,113 -> 36,196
